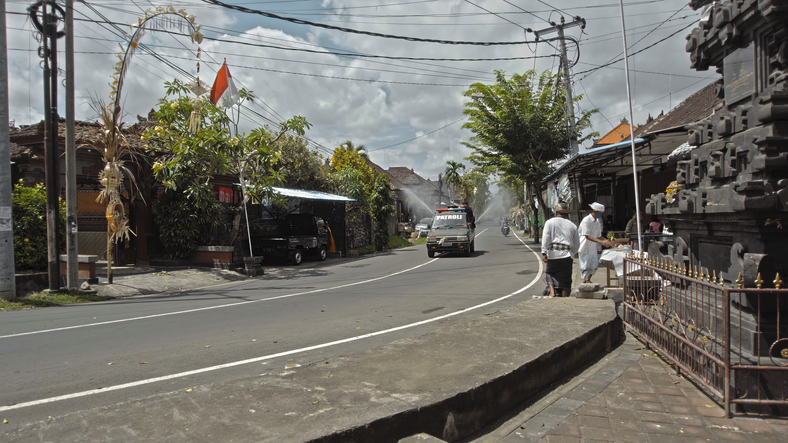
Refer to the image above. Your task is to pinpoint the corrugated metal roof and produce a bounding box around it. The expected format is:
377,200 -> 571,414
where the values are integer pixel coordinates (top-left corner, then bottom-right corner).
271,187 -> 355,201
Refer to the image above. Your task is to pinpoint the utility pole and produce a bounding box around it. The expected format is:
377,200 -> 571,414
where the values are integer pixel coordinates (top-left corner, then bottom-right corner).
0,0 -> 16,301
535,16 -> 586,221
65,0 -> 78,289
534,16 -> 586,157
29,1 -> 66,291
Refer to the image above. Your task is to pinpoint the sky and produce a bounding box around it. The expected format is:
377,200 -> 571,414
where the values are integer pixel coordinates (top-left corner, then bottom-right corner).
6,0 -> 718,183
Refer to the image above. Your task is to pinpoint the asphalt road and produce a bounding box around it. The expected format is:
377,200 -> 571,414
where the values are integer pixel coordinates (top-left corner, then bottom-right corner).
0,221 -> 545,429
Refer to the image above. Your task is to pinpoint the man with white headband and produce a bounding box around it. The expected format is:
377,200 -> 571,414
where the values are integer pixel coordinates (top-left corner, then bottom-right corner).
578,202 -> 614,283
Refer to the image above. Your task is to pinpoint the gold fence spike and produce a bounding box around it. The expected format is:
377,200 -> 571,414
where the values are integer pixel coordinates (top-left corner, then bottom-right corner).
713,270 -> 717,285
736,272 -> 744,288
694,268 -> 699,279
774,273 -> 783,290
756,273 -> 764,289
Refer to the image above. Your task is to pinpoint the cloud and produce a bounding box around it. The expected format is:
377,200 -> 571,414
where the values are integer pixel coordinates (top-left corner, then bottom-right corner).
7,0 -> 714,182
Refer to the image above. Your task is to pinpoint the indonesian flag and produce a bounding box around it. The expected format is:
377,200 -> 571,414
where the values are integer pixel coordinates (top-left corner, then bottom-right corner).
210,61 -> 241,108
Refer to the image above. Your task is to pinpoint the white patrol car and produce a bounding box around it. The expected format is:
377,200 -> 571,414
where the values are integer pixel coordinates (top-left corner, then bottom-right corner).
426,207 -> 475,257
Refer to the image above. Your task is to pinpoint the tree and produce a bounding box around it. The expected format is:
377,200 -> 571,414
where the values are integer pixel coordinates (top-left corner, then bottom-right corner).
274,135 -> 330,191
461,170 -> 492,218
12,181 -> 66,271
143,79 -> 310,258
443,160 -> 465,203
370,174 -> 395,251
338,140 -> 369,160
329,145 -> 394,252
462,70 -> 597,241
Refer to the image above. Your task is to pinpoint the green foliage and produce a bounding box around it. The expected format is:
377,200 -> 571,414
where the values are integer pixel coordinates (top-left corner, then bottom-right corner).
443,160 -> 465,201
329,144 -> 375,207
462,70 -> 597,233
462,170 -> 492,214
143,79 -> 310,255
12,181 -> 66,271
370,174 -> 395,252
152,187 -> 222,259
274,135 -> 330,190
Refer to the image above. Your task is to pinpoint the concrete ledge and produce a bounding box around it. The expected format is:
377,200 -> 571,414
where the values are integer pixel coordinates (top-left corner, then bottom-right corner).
191,246 -> 234,269
14,272 -> 48,297
59,254 -> 99,282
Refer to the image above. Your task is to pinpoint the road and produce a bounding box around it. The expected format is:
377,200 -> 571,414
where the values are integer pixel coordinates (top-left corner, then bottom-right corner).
0,221 -> 545,430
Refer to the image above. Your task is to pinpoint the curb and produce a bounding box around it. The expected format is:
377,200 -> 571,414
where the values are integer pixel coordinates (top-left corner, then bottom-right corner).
312,314 -> 623,442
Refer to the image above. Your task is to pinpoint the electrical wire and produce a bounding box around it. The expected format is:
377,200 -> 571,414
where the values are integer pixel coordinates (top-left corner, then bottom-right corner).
369,117 -> 466,152
198,0 -> 533,46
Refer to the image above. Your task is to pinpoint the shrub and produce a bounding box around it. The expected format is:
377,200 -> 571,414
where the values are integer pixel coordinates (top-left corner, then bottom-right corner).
12,181 -> 66,272
152,188 -> 222,259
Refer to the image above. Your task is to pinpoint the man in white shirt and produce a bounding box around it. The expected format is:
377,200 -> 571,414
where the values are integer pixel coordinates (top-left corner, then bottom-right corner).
541,203 -> 580,297
578,202 -> 614,283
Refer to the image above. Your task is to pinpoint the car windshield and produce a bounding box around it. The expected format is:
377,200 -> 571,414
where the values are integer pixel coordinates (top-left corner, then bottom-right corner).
432,213 -> 467,229
417,218 -> 432,226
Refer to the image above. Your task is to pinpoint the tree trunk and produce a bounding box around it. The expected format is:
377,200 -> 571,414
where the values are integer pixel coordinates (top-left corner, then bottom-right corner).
529,182 -> 543,243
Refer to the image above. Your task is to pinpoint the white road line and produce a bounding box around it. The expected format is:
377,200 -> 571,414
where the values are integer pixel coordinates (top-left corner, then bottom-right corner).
0,259 -> 440,340
0,233 -> 545,413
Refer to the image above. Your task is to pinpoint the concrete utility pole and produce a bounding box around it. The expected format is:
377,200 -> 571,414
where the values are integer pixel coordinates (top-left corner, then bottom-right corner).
0,0 -> 16,301
65,0 -> 78,289
29,1 -> 66,291
534,16 -> 586,157
535,16 -> 586,221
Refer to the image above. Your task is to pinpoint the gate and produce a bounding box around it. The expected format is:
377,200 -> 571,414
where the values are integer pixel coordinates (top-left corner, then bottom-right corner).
621,254 -> 788,416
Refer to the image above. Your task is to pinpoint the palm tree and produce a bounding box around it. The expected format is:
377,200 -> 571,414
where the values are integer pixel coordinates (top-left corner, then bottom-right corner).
443,160 -> 465,203
339,140 -> 369,160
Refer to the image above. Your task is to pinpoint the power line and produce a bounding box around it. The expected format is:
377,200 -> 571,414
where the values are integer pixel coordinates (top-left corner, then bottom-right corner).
198,0 -> 534,46
369,117 -> 466,152
574,20 -> 697,81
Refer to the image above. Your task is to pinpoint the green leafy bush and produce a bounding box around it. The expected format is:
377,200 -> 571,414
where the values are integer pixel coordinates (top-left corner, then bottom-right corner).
12,181 -> 66,271
153,188 -> 222,260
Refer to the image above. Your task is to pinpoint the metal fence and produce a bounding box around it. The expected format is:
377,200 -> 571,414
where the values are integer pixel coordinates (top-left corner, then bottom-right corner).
621,254 -> 788,417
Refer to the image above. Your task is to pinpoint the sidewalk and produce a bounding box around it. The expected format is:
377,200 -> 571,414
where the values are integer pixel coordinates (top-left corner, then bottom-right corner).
89,262 -> 320,298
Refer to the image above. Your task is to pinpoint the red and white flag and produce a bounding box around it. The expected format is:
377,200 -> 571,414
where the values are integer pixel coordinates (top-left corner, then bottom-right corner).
210,61 -> 241,108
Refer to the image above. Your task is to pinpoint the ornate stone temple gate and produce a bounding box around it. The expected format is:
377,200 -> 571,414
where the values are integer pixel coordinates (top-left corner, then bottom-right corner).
626,0 -> 788,416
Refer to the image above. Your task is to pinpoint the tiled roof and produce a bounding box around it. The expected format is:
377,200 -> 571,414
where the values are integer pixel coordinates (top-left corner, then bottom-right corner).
10,119 -> 150,152
387,166 -> 433,187
592,122 -> 636,147
366,159 -> 403,190
635,79 -> 723,137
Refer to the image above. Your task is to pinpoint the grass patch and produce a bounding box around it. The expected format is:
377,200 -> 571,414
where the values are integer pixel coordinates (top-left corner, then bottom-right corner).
409,237 -> 427,246
0,290 -> 111,311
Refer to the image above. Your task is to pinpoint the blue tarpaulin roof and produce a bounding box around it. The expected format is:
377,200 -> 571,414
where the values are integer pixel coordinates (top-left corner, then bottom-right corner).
271,187 -> 355,202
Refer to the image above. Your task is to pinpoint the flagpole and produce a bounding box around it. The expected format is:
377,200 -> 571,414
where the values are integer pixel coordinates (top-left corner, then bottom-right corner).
211,60 -> 255,259
618,0 -> 644,253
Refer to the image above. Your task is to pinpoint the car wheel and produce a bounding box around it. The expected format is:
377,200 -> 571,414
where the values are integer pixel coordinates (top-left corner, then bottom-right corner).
465,246 -> 472,257
427,250 -> 435,258
317,246 -> 327,261
290,250 -> 303,265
